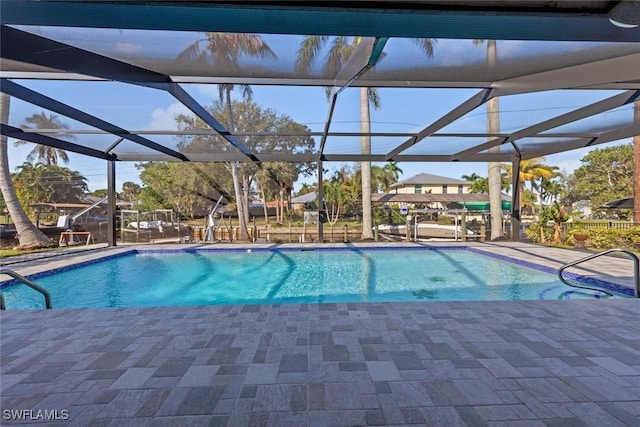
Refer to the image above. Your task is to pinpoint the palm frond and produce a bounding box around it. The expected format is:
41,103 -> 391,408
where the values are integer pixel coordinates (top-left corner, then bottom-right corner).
325,37 -> 354,77
239,34 -> 277,59
239,84 -> 253,101
413,38 -> 436,57
295,35 -> 328,73
175,39 -> 209,64
368,88 -> 381,110
324,86 -> 333,100
217,85 -> 227,103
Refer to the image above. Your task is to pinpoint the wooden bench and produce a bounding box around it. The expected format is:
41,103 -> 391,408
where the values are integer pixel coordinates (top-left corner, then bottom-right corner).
59,231 -> 95,247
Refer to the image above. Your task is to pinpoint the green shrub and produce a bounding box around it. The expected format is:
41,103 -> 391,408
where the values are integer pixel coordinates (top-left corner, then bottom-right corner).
566,226 -> 640,251
525,222 -> 554,243
526,224 -> 640,252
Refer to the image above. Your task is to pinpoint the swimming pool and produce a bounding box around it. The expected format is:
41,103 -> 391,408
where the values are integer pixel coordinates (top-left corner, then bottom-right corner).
0,247 -> 630,309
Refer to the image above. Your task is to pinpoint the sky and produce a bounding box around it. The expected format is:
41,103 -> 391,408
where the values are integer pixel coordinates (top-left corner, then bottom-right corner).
4,28 -> 635,195
5,81 -> 630,195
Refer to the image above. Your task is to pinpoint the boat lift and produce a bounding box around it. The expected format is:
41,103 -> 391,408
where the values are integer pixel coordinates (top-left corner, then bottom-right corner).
204,196 -> 225,242
407,208 -> 472,242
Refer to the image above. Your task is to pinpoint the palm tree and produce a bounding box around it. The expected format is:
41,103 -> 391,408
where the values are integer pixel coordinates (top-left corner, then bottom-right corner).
372,162 -> 403,193
296,182 -> 316,196
540,177 -> 565,204
461,172 -> 482,182
0,94 -> 51,249
260,161 -> 299,225
383,162 -> 403,182
14,112 -> 73,165
296,37 -> 434,240
121,181 -> 141,203
502,157 -> 555,213
474,39 -> 503,239
462,172 -> 488,194
178,32 -> 276,240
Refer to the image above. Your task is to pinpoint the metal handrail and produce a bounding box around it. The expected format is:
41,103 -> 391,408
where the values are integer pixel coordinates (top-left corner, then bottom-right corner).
558,248 -> 639,298
0,270 -> 52,309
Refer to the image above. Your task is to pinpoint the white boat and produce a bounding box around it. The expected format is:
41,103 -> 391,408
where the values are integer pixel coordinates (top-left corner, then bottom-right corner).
377,223 -> 476,240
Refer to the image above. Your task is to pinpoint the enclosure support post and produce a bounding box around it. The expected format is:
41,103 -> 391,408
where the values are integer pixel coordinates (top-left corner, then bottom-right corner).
107,160 -> 117,247
461,210 -> 466,242
511,155 -> 521,242
317,160 -> 324,243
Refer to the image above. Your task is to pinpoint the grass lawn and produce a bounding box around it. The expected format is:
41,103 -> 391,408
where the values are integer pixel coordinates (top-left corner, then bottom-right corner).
0,247 -> 64,259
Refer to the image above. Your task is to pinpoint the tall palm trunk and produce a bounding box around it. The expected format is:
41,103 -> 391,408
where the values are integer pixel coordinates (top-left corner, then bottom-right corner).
224,88 -> 249,240
486,40 -> 503,240
260,186 -> 269,225
242,174 -> 250,225
0,94 -> 51,249
634,99 -> 640,225
360,87 -> 374,239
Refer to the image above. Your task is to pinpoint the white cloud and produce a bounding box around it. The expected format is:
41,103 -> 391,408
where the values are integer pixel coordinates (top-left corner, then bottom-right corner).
116,42 -> 143,55
148,102 -> 192,130
196,85 -> 221,99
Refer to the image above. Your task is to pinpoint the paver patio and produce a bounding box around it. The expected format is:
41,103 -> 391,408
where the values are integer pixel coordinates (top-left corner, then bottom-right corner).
1,243 -> 639,426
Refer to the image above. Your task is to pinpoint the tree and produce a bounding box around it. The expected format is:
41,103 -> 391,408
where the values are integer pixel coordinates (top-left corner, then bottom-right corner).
462,172 -> 489,194
383,162 -> 403,181
121,181 -> 141,203
137,185 -> 169,213
295,182 -> 316,196
461,172 -> 482,182
172,99 -> 315,222
323,167 -> 359,240
14,112 -> 73,165
296,37 -> 434,239
474,39 -> 503,240
90,189 -> 109,198
256,162 -> 299,224
539,171 -> 566,205
566,143 -> 633,209
178,32 -> 276,240
538,203 -> 569,244
371,162 -> 402,193
502,158 -> 555,213
12,163 -> 88,215
462,172 -> 510,194
0,94 -> 51,249
137,162 -> 213,218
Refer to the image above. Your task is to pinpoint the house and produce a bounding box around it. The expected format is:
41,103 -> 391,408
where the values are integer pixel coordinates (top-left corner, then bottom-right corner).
572,200 -> 592,218
379,173 -> 510,214
291,192 -> 318,213
389,173 -> 472,195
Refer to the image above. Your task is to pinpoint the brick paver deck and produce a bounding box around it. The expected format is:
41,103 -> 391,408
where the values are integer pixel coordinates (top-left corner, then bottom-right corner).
2,300 -> 639,426
1,243 -> 639,426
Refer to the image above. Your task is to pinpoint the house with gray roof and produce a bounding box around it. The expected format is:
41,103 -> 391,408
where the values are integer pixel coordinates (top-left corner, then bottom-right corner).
389,173 -> 472,195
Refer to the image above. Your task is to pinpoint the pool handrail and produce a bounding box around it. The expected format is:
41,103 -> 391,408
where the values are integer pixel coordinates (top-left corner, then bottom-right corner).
558,248 -> 639,298
0,269 -> 53,309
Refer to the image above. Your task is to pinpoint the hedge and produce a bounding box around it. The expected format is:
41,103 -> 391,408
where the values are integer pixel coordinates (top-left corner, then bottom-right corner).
526,223 -> 640,252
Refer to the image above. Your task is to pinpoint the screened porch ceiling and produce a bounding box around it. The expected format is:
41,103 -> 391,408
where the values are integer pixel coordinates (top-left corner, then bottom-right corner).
1,1 -> 640,165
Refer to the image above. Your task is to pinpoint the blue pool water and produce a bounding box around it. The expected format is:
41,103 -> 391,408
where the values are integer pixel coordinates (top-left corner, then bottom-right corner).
1,248 -> 627,309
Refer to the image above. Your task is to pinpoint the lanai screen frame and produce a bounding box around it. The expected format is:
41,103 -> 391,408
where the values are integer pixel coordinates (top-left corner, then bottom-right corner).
1,1 -> 640,244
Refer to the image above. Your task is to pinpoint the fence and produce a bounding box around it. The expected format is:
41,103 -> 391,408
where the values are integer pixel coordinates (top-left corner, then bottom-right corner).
561,221 -> 635,233
186,225 -> 363,243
